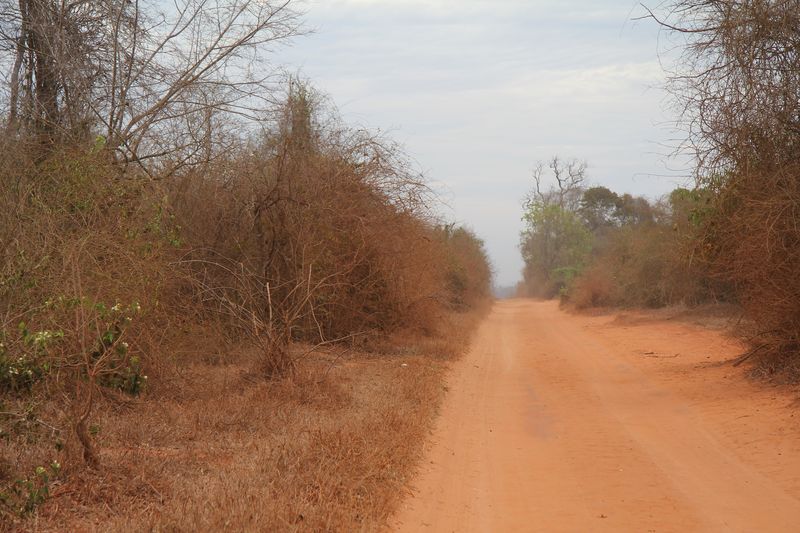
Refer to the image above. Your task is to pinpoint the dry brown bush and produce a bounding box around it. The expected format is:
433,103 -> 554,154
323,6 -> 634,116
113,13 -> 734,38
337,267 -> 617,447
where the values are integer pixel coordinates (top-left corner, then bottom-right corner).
0,79 -> 492,525
647,0 -> 800,376
585,223 -> 712,308
0,0 -> 493,521
0,140 -> 194,484
170,85 -> 453,347
700,165 -> 800,376
562,187 -> 722,310
568,263 -> 616,309
433,224 -> 492,312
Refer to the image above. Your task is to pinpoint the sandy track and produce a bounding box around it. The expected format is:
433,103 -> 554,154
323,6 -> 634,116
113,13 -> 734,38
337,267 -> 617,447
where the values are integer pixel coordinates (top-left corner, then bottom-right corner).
392,299 -> 800,532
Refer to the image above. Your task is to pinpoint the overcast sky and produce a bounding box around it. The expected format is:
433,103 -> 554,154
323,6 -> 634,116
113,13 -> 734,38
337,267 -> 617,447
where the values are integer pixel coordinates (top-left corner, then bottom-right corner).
277,0 -> 690,287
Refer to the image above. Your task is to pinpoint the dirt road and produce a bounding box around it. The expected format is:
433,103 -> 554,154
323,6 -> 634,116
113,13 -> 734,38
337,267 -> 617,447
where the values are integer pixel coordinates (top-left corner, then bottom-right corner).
392,300 -> 800,532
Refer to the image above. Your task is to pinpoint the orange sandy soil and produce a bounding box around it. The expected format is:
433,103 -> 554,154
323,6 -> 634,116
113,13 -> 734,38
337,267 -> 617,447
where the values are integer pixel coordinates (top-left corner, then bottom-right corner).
392,299 -> 800,532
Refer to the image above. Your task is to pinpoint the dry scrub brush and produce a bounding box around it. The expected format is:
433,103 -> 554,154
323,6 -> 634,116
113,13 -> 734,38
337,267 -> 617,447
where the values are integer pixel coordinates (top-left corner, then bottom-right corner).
567,188 -> 723,309
171,83 -> 478,347
0,79 -> 492,524
700,165 -> 800,375
647,0 -> 800,377
0,143 -> 185,518
518,159 -> 722,309
0,0 -> 492,518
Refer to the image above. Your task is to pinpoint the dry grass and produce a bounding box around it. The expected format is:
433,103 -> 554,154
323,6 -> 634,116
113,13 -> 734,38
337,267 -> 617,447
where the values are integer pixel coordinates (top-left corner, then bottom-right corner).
0,302 -> 487,532
0,74 -> 492,531
3,308 -> 486,532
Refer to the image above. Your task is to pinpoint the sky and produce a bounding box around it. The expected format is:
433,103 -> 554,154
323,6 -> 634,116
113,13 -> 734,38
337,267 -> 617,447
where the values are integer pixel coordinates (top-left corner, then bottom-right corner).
276,0 -> 691,287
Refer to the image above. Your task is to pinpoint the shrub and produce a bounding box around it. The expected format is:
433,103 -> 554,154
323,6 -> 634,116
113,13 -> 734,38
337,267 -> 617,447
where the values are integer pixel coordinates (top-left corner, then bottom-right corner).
652,0 -> 800,375
520,175 -> 723,309
0,462 -> 61,517
437,225 -> 492,310
699,165 -> 800,373
0,79 -> 492,490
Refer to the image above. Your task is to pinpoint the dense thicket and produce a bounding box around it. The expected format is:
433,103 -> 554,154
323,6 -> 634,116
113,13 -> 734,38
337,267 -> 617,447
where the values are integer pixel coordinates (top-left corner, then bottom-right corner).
0,0 -> 491,517
652,0 -> 800,374
519,161 -> 720,307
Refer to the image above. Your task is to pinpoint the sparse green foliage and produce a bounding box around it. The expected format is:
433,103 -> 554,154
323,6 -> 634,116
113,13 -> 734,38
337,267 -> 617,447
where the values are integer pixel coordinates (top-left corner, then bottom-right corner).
0,461 -> 60,517
519,156 -> 592,297
520,159 -> 721,308
86,300 -> 146,396
521,202 -> 592,296
0,323 -> 63,393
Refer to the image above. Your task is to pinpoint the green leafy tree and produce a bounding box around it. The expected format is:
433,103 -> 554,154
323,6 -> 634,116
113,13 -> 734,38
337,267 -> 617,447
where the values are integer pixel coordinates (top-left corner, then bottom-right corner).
520,202 -> 592,296
580,186 -> 621,231
614,194 -> 654,226
520,156 -> 593,296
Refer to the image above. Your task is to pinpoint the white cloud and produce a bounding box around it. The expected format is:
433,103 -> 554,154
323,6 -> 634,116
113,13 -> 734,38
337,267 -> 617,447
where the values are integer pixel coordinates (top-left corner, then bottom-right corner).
280,0 -> 685,285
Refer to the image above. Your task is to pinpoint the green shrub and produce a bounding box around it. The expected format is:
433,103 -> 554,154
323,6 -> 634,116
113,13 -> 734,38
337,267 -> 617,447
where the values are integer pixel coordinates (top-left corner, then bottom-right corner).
0,462 -> 60,517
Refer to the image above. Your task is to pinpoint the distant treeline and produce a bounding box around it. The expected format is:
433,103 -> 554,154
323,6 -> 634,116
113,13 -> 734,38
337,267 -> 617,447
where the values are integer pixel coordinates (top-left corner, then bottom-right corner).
520,0 -> 800,379
518,157 -> 721,309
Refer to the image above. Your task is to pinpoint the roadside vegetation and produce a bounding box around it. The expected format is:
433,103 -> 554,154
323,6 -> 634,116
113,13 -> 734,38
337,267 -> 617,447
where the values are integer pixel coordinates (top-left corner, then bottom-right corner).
0,0 -> 491,529
520,1 -> 800,379
519,157 -> 720,309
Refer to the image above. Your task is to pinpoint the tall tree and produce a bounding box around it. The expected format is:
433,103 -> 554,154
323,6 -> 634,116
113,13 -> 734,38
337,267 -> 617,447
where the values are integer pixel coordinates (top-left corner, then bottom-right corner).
1,0 -> 300,169
520,156 -> 592,296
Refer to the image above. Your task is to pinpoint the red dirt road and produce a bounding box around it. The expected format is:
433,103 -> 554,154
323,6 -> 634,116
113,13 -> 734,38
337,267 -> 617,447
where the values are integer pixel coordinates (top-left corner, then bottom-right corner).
392,300 -> 800,532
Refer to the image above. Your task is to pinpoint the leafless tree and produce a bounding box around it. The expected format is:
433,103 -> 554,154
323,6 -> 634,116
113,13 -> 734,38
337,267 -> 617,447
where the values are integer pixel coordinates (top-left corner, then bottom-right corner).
1,0 -> 300,171
528,155 -> 587,210
640,1 -> 800,176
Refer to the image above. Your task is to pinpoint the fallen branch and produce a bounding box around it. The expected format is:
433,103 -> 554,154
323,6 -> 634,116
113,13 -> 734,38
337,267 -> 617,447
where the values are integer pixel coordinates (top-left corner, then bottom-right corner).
732,345 -> 767,367
641,351 -> 679,358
